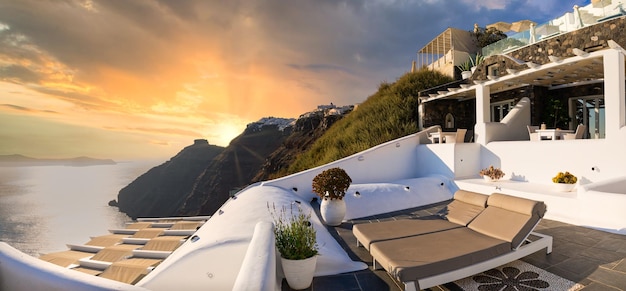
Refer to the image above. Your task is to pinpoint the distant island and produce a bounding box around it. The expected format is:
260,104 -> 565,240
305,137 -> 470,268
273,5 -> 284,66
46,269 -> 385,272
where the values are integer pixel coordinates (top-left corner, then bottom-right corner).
0,154 -> 116,167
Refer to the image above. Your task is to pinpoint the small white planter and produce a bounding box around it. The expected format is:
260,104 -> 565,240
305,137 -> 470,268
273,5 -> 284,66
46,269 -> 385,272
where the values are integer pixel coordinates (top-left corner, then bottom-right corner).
461,71 -> 472,79
554,183 -> 576,192
320,198 -> 346,226
281,256 -> 317,290
483,176 -> 499,182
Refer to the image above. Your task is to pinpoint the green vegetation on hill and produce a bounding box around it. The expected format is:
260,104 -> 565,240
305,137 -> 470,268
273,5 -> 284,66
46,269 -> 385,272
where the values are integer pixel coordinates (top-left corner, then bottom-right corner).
284,69 -> 453,175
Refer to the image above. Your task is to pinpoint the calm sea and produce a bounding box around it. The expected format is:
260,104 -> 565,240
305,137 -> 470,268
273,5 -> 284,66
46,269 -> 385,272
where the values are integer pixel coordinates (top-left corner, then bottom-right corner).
0,160 -> 161,256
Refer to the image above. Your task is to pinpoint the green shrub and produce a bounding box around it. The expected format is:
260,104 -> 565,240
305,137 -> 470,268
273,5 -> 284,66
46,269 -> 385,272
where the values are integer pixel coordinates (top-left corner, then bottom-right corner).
283,69 -> 452,174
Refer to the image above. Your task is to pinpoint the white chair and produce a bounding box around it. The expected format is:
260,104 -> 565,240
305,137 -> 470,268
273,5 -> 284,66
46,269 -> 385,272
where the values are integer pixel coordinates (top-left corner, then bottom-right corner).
428,128 -> 444,144
563,124 -> 586,140
527,125 -> 539,141
446,128 -> 467,144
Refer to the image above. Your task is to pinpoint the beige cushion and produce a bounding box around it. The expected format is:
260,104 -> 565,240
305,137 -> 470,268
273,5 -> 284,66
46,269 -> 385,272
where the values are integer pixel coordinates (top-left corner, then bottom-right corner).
370,227 -> 509,282
438,190 -> 488,226
486,193 -> 546,217
454,190 -> 489,207
353,218 -> 461,250
468,193 -> 546,249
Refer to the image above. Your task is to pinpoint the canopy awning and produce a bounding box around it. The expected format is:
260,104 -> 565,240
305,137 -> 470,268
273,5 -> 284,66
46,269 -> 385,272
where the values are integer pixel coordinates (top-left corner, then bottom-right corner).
421,46 -> 616,103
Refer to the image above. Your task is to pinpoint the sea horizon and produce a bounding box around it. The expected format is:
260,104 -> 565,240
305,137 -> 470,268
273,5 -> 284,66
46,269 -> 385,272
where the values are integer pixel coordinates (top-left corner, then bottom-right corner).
0,160 -> 162,256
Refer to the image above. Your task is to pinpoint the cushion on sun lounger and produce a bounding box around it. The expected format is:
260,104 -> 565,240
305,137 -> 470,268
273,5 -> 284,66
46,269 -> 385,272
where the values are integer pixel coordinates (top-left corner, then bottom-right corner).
437,190 -> 489,225
370,227 -> 510,282
467,193 -> 546,249
353,190 -> 487,250
353,217 -> 461,250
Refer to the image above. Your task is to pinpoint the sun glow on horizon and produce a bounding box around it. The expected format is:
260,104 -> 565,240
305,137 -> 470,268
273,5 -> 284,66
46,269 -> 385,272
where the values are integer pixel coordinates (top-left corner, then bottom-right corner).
2,0 -> 572,159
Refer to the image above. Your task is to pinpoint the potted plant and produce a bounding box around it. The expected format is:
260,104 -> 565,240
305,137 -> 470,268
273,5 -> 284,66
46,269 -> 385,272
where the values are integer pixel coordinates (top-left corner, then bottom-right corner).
312,167 -> 352,226
479,165 -> 505,182
552,171 -> 577,192
471,53 -> 484,73
457,59 -> 473,79
269,203 -> 318,290
457,53 -> 484,79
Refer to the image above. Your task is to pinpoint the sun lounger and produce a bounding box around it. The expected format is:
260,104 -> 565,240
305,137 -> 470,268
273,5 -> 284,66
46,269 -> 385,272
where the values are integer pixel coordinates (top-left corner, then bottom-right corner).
85,234 -> 130,247
352,190 -> 488,250
367,193 -> 552,291
90,244 -> 142,262
99,258 -> 162,285
71,267 -> 103,276
141,236 -> 185,251
131,229 -> 165,239
125,222 -> 153,229
38,250 -> 94,267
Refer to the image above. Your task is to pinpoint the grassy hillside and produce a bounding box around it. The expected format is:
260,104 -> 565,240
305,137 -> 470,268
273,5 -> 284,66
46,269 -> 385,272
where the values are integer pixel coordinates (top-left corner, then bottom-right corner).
283,69 -> 453,175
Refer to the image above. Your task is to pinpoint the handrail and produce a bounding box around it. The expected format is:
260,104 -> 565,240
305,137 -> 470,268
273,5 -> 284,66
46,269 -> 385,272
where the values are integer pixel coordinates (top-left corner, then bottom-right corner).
232,221 -> 276,291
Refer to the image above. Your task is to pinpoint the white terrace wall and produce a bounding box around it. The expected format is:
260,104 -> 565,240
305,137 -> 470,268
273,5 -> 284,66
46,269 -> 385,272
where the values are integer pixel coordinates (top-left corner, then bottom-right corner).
483,136 -> 626,186
260,129 -> 437,201
414,143 -> 481,179
413,126 -> 626,186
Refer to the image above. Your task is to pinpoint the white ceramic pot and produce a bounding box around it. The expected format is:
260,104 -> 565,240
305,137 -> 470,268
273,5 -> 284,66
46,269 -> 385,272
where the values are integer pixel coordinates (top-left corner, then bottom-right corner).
320,198 -> 346,226
281,255 -> 317,290
461,71 -> 472,79
554,183 -> 576,192
483,176 -> 499,182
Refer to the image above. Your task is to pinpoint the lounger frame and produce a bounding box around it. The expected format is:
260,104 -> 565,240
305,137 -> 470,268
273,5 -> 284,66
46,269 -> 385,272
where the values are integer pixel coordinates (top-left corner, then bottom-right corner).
373,231 -> 553,291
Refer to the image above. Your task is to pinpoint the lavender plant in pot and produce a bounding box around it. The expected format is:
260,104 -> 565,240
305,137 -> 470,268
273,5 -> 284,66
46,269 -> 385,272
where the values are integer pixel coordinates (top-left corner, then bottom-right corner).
269,203 -> 318,290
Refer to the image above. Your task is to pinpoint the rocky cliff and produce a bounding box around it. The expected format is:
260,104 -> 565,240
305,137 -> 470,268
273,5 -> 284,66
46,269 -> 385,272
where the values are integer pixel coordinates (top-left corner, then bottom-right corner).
180,111 -> 347,216
115,139 -> 224,218
114,109 -> 349,218
178,119 -> 294,216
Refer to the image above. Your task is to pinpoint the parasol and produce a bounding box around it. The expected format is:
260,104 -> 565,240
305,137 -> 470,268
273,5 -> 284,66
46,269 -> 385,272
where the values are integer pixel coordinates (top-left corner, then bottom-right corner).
510,20 -> 537,32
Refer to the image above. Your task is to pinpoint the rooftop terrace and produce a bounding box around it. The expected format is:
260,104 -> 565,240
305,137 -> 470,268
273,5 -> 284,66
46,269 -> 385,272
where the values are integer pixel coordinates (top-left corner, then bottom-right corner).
292,200 -> 626,290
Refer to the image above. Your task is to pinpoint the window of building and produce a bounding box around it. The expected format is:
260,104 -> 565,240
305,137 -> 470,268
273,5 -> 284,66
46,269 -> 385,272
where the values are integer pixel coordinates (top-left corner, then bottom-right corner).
487,63 -> 500,77
491,99 -> 515,122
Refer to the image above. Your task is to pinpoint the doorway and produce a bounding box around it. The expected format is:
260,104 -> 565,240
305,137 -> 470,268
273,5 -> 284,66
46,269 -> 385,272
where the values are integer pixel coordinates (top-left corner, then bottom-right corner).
570,96 -> 605,139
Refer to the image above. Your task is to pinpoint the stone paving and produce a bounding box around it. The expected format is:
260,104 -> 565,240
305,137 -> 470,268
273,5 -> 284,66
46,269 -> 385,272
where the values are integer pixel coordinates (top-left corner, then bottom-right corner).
283,200 -> 626,291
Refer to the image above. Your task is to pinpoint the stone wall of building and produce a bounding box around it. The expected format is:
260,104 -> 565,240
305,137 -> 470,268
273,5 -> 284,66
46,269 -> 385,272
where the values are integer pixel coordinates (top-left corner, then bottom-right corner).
422,17 -> 624,134
422,99 -> 475,133
474,16 -> 626,81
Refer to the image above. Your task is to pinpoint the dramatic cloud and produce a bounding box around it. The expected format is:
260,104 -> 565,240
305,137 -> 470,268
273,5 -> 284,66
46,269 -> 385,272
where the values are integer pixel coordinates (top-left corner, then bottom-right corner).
0,0 -> 588,158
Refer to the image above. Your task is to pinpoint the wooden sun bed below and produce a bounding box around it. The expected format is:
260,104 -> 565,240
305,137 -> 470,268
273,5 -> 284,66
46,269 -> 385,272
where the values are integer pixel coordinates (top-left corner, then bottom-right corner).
36,215 -> 209,285
39,250 -> 94,267
99,258 -> 162,285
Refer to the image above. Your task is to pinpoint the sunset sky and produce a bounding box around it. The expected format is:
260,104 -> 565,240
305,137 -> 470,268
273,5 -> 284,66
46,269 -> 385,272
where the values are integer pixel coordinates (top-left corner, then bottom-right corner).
0,0 -> 588,160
